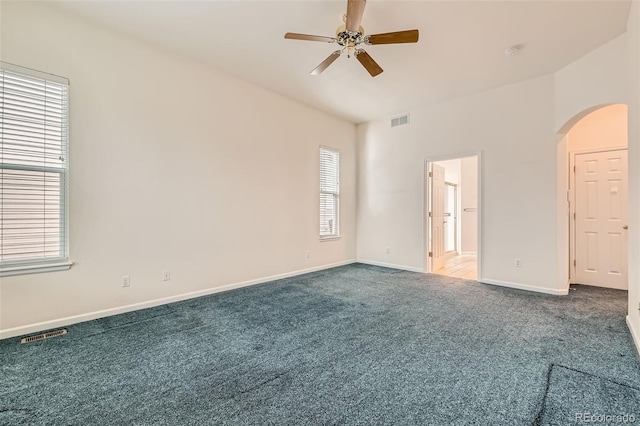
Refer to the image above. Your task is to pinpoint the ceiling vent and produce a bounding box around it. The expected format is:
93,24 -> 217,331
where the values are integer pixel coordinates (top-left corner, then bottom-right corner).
391,113 -> 410,128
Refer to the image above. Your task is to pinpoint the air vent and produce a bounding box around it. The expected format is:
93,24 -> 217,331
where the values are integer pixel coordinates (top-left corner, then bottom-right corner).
21,329 -> 67,344
391,113 -> 410,128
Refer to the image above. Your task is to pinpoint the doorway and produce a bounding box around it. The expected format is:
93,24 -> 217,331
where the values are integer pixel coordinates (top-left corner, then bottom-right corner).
426,154 -> 480,280
562,104 -> 629,290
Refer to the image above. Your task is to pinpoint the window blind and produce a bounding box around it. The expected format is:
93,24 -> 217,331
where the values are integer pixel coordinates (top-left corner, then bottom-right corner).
0,63 -> 69,269
320,146 -> 339,237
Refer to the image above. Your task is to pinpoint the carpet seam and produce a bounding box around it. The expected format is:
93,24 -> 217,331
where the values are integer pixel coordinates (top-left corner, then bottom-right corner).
531,362 -> 555,426
552,363 -> 640,392
532,362 -> 640,426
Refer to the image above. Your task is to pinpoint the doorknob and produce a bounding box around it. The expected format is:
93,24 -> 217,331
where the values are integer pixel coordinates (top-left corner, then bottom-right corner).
623,225 -> 628,230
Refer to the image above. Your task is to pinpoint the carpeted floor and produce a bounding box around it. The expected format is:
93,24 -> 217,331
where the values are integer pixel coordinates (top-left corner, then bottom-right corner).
536,364 -> 640,425
1,264 -> 639,425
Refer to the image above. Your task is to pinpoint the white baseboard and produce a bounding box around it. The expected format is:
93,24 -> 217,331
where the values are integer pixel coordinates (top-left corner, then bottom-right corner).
356,259 -> 424,273
626,316 -> 640,357
0,259 -> 357,340
569,281 -> 628,291
479,278 -> 569,295
460,251 -> 477,256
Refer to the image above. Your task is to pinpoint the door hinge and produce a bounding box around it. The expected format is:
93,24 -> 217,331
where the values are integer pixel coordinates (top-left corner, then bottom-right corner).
573,165 -> 576,173
428,212 -> 432,217
428,172 -> 433,178
428,252 -> 433,257
573,212 -> 576,220
573,259 -> 576,267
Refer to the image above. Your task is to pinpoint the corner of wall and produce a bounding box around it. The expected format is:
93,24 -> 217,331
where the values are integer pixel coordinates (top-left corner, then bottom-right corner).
626,0 -> 640,355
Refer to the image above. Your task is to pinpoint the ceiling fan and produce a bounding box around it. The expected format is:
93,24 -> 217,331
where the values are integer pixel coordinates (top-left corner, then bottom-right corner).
284,0 -> 419,77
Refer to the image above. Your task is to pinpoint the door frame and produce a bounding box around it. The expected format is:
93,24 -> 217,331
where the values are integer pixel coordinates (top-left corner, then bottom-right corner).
568,146 -> 628,284
424,152 -> 482,279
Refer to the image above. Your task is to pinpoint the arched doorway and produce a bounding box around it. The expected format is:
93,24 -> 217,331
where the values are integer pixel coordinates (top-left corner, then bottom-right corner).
557,104 -> 629,290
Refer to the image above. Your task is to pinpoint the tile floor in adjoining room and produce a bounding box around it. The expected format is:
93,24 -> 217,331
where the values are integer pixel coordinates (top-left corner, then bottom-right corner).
434,253 -> 477,280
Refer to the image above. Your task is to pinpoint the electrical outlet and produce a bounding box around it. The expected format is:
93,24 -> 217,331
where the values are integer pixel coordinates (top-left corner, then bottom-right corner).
306,250 -> 310,259
163,270 -> 171,282
515,259 -> 521,267
386,247 -> 390,254
121,275 -> 130,287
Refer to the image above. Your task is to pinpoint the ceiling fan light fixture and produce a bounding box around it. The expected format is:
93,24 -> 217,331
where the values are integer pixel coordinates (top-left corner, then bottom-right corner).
336,25 -> 365,46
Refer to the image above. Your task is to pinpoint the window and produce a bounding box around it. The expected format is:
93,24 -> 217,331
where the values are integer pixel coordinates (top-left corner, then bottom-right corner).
319,146 -> 339,238
1,63 -> 71,276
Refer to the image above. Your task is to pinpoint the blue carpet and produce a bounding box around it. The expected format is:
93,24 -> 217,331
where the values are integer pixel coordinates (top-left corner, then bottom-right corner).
536,364 -> 640,425
1,264 -> 639,424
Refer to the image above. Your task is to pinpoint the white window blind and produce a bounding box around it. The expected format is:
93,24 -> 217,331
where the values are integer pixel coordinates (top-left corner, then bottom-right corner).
319,146 -> 339,238
0,62 -> 70,274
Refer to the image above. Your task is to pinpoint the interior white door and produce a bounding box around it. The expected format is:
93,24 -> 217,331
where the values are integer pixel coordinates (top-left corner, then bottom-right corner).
575,149 -> 628,289
444,184 -> 457,253
431,163 -> 446,272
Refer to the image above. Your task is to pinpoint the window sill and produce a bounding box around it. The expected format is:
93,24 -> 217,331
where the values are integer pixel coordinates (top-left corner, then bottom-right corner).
319,236 -> 341,241
0,261 -> 73,278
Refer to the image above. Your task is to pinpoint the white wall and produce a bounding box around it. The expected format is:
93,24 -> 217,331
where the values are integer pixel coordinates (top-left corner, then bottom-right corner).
553,33 -> 633,294
557,135 -> 570,289
357,29 -> 631,296
0,2 -> 357,336
460,156 -> 478,254
554,37 -> 632,301
357,75 -> 560,293
567,104 -> 628,151
555,34 -> 628,133
626,0 -> 640,351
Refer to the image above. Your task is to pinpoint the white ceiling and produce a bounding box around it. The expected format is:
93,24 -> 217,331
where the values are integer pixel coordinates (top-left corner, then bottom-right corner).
51,0 -> 631,123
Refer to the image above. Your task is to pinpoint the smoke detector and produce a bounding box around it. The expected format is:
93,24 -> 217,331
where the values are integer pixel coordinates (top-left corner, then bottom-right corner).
504,46 -> 520,57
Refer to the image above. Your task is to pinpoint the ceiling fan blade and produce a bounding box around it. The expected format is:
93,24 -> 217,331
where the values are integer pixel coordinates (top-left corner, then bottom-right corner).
311,51 -> 342,75
366,29 -> 419,45
355,49 -> 383,77
345,0 -> 366,32
285,33 -> 336,43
